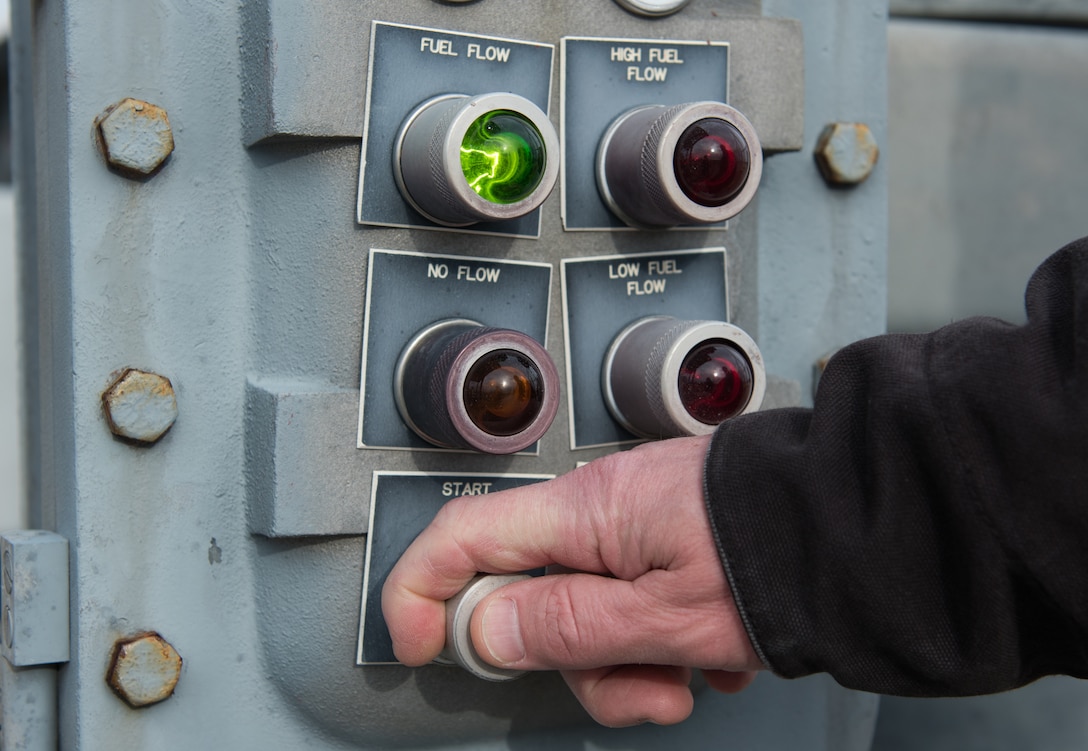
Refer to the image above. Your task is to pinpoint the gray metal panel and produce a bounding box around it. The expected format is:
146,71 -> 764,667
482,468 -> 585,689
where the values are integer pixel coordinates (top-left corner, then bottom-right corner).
756,0 -> 889,403
240,0 -> 804,152
887,19 -> 1088,332
890,0 -> 1088,23
0,531 -> 68,666
245,382 -> 370,537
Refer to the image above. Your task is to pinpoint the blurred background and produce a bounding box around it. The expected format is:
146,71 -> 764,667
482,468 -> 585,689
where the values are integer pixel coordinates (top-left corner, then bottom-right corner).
0,0 -> 1085,747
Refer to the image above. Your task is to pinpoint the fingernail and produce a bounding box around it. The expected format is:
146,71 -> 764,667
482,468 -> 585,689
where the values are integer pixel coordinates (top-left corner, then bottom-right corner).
480,597 -> 525,665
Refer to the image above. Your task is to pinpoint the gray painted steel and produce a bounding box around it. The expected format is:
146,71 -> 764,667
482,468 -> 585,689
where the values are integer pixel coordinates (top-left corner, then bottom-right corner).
887,19 -> 1088,332
12,0 -> 887,747
891,0 -> 1088,23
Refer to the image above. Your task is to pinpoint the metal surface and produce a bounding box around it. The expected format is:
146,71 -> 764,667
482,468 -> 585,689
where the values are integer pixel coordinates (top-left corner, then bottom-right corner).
105,632 -> 182,709
440,574 -> 530,682
101,368 -> 178,445
0,531 -> 68,667
890,0 -> 1088,24
814,122 -> 880,186
0,658 -> 59,751
12,0 -> 888,747
887,19 -> 1088,333
95,98 -> 174,178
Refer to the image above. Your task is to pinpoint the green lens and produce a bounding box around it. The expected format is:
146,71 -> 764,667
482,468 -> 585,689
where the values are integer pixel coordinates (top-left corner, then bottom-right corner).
460,110 -> 546,204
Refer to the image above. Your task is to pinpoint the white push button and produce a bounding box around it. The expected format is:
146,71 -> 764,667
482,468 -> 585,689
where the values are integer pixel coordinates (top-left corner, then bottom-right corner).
439,574 -> 530,682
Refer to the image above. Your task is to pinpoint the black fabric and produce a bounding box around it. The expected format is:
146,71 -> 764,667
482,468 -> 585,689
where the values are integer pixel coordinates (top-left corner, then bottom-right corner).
704,236 -> 1088,696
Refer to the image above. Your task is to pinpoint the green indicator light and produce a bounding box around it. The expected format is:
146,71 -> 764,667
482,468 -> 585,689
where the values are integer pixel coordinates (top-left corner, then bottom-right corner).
460,110 -> 546,204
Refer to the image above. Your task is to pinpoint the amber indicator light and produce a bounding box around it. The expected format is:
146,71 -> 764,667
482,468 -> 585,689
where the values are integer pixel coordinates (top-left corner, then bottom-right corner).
463,349 -> 545,436
677,340 -> 753,424
673,118 -> 750,207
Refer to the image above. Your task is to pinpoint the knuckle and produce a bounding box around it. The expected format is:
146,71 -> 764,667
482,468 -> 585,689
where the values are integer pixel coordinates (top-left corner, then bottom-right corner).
543,580 -> 591,664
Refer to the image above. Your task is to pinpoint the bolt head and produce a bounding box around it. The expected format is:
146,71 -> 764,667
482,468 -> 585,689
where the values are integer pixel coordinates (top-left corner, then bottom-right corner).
97,98 -> 175,177
106,632 -> 183,708
814,122 -> 879,186
102,368 -> 178,445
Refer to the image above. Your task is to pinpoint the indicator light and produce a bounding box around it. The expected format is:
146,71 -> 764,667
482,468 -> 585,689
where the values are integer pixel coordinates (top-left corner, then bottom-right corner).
395,319 -> 560,454
677,341 -> 754,424
460,111 -> 547,205
463,350 -> 546,436
596,101 -> 762,228
394,93 -> 559,227
602,317 -> 765,438
673,119 -> 750,207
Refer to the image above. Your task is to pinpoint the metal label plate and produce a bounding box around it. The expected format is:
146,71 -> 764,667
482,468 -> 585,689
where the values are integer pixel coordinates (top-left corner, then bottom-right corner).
560,36 -> 730,231
357,249 -> 553,451
357,471 -> 552,665
357,22 -> 555,238
561,247 -> 730,448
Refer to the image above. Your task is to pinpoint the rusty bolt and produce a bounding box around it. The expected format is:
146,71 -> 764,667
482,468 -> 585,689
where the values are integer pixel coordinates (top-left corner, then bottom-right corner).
814,122 -> 879,187
102,368 -> 178,445
106,632 -> 183,708
96,98 -> 174,177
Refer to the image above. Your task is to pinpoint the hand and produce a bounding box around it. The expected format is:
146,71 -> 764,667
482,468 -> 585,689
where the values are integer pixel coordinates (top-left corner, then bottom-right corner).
381,434 -> 763,727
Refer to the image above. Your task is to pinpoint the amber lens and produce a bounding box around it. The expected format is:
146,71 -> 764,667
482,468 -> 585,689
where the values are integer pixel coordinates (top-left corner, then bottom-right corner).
463,349 -> 545,436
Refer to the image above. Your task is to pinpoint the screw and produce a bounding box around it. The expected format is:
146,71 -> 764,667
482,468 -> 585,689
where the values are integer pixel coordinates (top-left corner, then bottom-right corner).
102,368 -> 178,445
96,98 -> 175,178
106,632 -> 183,709
814,122 -> 879,187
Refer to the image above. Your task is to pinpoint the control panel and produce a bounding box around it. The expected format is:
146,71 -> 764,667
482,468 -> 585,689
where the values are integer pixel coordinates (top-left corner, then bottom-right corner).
348,19 -> 788,678
16,0 -> 887,747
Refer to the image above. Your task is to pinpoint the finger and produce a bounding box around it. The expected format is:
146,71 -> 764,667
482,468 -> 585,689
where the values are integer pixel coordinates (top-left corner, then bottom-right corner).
703,669 -> 759,694
561,665 -> 694,728
469,570 -> 757,671
383,436 -> 712,665
382,465 -> 610,665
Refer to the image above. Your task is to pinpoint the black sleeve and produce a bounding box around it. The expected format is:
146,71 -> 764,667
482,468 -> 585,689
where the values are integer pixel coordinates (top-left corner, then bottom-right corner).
704,236 -> 1088,697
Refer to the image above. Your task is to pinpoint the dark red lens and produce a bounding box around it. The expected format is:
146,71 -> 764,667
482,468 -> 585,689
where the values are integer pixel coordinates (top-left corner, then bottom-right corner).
677,340 -> 753,425
463,350 -> 545,436
673,118 -> 750,207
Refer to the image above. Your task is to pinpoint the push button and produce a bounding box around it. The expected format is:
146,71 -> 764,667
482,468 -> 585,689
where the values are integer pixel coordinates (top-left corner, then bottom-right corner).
438,574 -> 530,682
395,319 -> 560,454
596,101 -> 762,228
394,92 -> 560,227
602,316 -> 765,438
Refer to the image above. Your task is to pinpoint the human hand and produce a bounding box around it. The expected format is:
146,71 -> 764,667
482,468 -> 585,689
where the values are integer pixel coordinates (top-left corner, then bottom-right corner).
381,434 -> 763,727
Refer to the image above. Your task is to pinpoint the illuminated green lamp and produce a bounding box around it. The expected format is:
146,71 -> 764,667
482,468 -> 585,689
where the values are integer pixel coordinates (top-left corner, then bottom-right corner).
459,110 -> 547,204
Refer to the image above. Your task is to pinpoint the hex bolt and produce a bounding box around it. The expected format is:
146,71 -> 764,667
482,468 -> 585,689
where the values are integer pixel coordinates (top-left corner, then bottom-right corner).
102,368 -> 178,445
96,98 -> 175,178
814,122 -> 880,187
106,632 -> 183,708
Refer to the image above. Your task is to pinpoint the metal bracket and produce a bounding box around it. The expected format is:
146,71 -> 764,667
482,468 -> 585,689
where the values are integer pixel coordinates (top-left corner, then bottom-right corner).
1,531 -> 70,667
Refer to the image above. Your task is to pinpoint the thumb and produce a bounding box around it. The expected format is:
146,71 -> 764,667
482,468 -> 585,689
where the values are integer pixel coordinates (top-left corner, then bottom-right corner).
469,570 -> 757,672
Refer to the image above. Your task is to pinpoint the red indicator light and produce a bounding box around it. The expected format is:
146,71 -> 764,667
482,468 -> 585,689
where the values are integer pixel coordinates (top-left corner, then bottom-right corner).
677,340 -> 753,424
673,118 -> 750,207
463,350 -> 545,436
